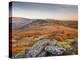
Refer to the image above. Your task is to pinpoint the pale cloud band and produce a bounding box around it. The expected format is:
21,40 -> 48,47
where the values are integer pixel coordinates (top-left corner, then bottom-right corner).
10,1 -> 78,20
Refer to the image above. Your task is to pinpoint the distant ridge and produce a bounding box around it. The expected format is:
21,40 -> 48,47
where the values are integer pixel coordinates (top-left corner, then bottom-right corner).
9,17 -> 78,32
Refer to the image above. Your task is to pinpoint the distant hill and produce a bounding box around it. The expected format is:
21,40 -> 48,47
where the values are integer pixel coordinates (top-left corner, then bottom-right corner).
18,19 -> 78,32
9,17 -> 78,32
9,17 -> 34,32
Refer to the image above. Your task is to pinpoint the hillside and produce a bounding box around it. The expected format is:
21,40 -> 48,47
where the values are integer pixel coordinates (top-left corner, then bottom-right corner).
9,17 -> 78,58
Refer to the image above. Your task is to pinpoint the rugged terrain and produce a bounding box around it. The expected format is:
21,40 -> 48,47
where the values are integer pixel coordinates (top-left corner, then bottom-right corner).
9,17 -> 78,58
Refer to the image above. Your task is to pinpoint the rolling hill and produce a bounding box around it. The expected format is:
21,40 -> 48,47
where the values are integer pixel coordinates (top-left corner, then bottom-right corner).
9,17 -> 78,57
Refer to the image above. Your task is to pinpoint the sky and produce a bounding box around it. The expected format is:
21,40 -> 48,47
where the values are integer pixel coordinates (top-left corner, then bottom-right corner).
10,1 -> 78,20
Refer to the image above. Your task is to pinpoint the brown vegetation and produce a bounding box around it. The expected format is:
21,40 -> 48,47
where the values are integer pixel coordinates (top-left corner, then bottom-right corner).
10,23 -> 78,56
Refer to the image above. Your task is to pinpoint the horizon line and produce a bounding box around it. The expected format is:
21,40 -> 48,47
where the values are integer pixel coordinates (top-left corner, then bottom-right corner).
9,16 -> 78,21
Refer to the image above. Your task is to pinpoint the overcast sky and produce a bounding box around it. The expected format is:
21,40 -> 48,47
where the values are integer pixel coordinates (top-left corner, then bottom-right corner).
10,1 -> 78,20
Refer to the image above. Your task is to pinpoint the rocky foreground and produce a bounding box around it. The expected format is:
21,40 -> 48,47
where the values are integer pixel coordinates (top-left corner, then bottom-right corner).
12,38 -> 78,58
